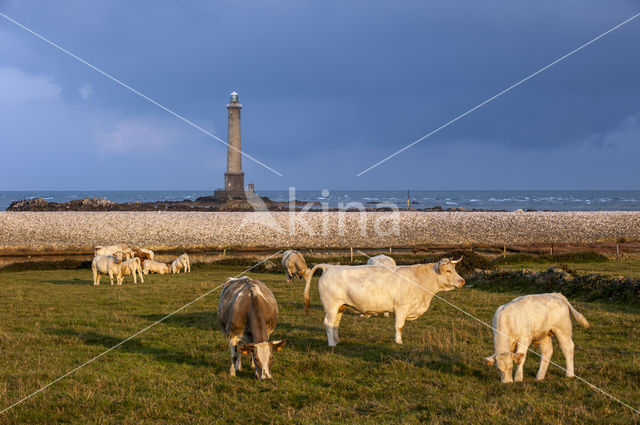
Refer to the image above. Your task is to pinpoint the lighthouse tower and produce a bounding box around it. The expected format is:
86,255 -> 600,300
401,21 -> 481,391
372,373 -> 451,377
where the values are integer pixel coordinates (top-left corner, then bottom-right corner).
214,91 -> 253,200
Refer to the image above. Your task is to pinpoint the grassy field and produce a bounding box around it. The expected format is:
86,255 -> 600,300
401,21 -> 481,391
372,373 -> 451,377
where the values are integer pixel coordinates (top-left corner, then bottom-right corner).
0,265 -> 638,424
498,260 -> 640,278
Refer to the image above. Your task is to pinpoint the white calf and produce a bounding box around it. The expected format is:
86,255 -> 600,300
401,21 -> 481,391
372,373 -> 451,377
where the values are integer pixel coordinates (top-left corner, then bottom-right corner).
484,293 -> 589,383
143,260 -> 171,275
121,258 -> 144,283
171,253 -> 191,273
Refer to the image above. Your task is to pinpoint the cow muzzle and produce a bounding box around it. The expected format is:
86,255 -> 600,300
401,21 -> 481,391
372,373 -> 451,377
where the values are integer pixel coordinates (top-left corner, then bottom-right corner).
257,370 -> 272,380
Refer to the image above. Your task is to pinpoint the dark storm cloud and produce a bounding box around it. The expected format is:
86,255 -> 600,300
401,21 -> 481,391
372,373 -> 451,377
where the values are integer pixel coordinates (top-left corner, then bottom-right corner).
0,0 -> 638,189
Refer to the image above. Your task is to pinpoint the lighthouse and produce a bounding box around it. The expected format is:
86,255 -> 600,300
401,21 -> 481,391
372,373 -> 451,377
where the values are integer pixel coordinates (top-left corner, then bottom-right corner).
214,91 -> 253,200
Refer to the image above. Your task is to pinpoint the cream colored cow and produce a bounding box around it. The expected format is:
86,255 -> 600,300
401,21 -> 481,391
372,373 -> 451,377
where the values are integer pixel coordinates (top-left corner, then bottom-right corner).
281,250 -> 309,282
121,257 -> 144,283
91,255 -> 125,285
305,257 -> 465,346
171,253 -> 191,273
143,260 -> 171,275
366,254 -> 396,268
484,293 -> 589,383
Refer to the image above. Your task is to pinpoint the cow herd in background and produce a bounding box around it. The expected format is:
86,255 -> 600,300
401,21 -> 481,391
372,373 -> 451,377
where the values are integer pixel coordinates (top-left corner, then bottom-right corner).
221,249 -> 589,383
91,243 -> 190,286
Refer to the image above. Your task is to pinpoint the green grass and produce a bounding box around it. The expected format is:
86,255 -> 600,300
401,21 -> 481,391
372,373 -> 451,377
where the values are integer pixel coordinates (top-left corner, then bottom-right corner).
0,267 -> 638,424
498,260 -> 640,278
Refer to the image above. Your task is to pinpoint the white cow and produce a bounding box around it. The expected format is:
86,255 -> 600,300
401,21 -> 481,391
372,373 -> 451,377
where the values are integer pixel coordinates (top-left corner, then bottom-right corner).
171,253 -> 191,273
304,257 -> 465,346
91,255 -> 125,286
143,259 -> 171,275
367,254 -> 396,268
95,244 -> 134,260
484,293 -> 589,384
121,257 -> 144,283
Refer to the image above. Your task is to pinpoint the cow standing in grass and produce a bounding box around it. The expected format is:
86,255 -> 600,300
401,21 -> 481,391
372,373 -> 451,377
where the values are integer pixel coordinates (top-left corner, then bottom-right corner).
91,255 -> 125,285
484,293 -> 589,383
281,250 -> 309,282
121,257 -> 144,283
217,277 -> 285,379
366,254 -> 396,268
304,257 -> 465,346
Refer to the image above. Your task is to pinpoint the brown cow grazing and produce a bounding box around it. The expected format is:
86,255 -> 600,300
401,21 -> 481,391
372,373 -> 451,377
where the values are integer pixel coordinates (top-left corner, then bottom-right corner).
133,248 -> 154,264
281,250 -> 309,282
217,277 -> 285,379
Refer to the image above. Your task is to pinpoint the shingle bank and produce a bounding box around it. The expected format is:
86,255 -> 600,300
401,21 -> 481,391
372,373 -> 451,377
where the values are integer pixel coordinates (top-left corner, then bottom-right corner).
0,211 -> 638,253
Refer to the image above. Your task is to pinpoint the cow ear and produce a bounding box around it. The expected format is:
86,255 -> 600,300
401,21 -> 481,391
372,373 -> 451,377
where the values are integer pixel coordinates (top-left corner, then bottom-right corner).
238,344 -> 254,355
484,355 -> 495,366
271,340 -> 286,351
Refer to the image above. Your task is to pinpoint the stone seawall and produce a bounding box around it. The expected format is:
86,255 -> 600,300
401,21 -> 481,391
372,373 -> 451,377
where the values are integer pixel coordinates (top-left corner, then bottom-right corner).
0,211 -> 638,254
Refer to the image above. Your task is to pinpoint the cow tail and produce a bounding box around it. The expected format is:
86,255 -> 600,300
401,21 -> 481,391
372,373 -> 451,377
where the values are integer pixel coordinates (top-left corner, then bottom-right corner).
304,264 -> 328,315
556,293 -> 589,328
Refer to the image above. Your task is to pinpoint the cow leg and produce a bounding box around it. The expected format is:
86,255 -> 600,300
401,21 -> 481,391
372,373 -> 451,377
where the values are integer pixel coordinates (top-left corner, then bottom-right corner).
555,331 -> 575,378
139,268 -> 144,283
535,336 -> 553,381
394,310 -> 407,344
332,310 -> 344,345
109,272 -> 114,286
514,338 -> 530,382
229,337 -> 240,376
323,308 -> 341,346
187,261 -> 191,272
251,353 -> 256,369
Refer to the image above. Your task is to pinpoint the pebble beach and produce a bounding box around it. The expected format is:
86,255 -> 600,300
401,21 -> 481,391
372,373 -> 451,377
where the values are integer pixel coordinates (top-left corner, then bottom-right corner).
0,211 -> 638,254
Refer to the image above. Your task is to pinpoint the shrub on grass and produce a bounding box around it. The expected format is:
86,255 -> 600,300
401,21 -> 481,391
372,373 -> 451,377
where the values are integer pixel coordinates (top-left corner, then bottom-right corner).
0,259 -> 92,272
492,251 -> 609,266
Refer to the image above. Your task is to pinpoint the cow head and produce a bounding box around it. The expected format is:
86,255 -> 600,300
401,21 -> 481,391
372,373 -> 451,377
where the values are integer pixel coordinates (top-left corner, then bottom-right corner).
484,352 -> 525,384
113,252 -> 124,263
238,340 -> 286,380
433,257 -> 465,290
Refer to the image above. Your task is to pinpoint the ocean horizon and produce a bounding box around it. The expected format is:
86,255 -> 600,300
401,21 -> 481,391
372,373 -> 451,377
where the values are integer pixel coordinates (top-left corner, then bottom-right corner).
1,190 -> 639,212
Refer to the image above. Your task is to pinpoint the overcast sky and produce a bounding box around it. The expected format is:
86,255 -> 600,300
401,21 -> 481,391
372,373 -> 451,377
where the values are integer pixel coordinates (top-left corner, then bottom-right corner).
0,1 -> 639,191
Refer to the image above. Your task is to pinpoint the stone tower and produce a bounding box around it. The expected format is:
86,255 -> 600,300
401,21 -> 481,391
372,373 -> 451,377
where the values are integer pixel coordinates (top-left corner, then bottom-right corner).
214,91 -> 253,200
224,91 -> 244,195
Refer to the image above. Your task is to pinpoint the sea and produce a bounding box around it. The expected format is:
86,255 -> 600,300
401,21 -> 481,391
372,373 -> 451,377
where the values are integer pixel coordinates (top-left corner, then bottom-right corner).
1,190 -> 639,212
